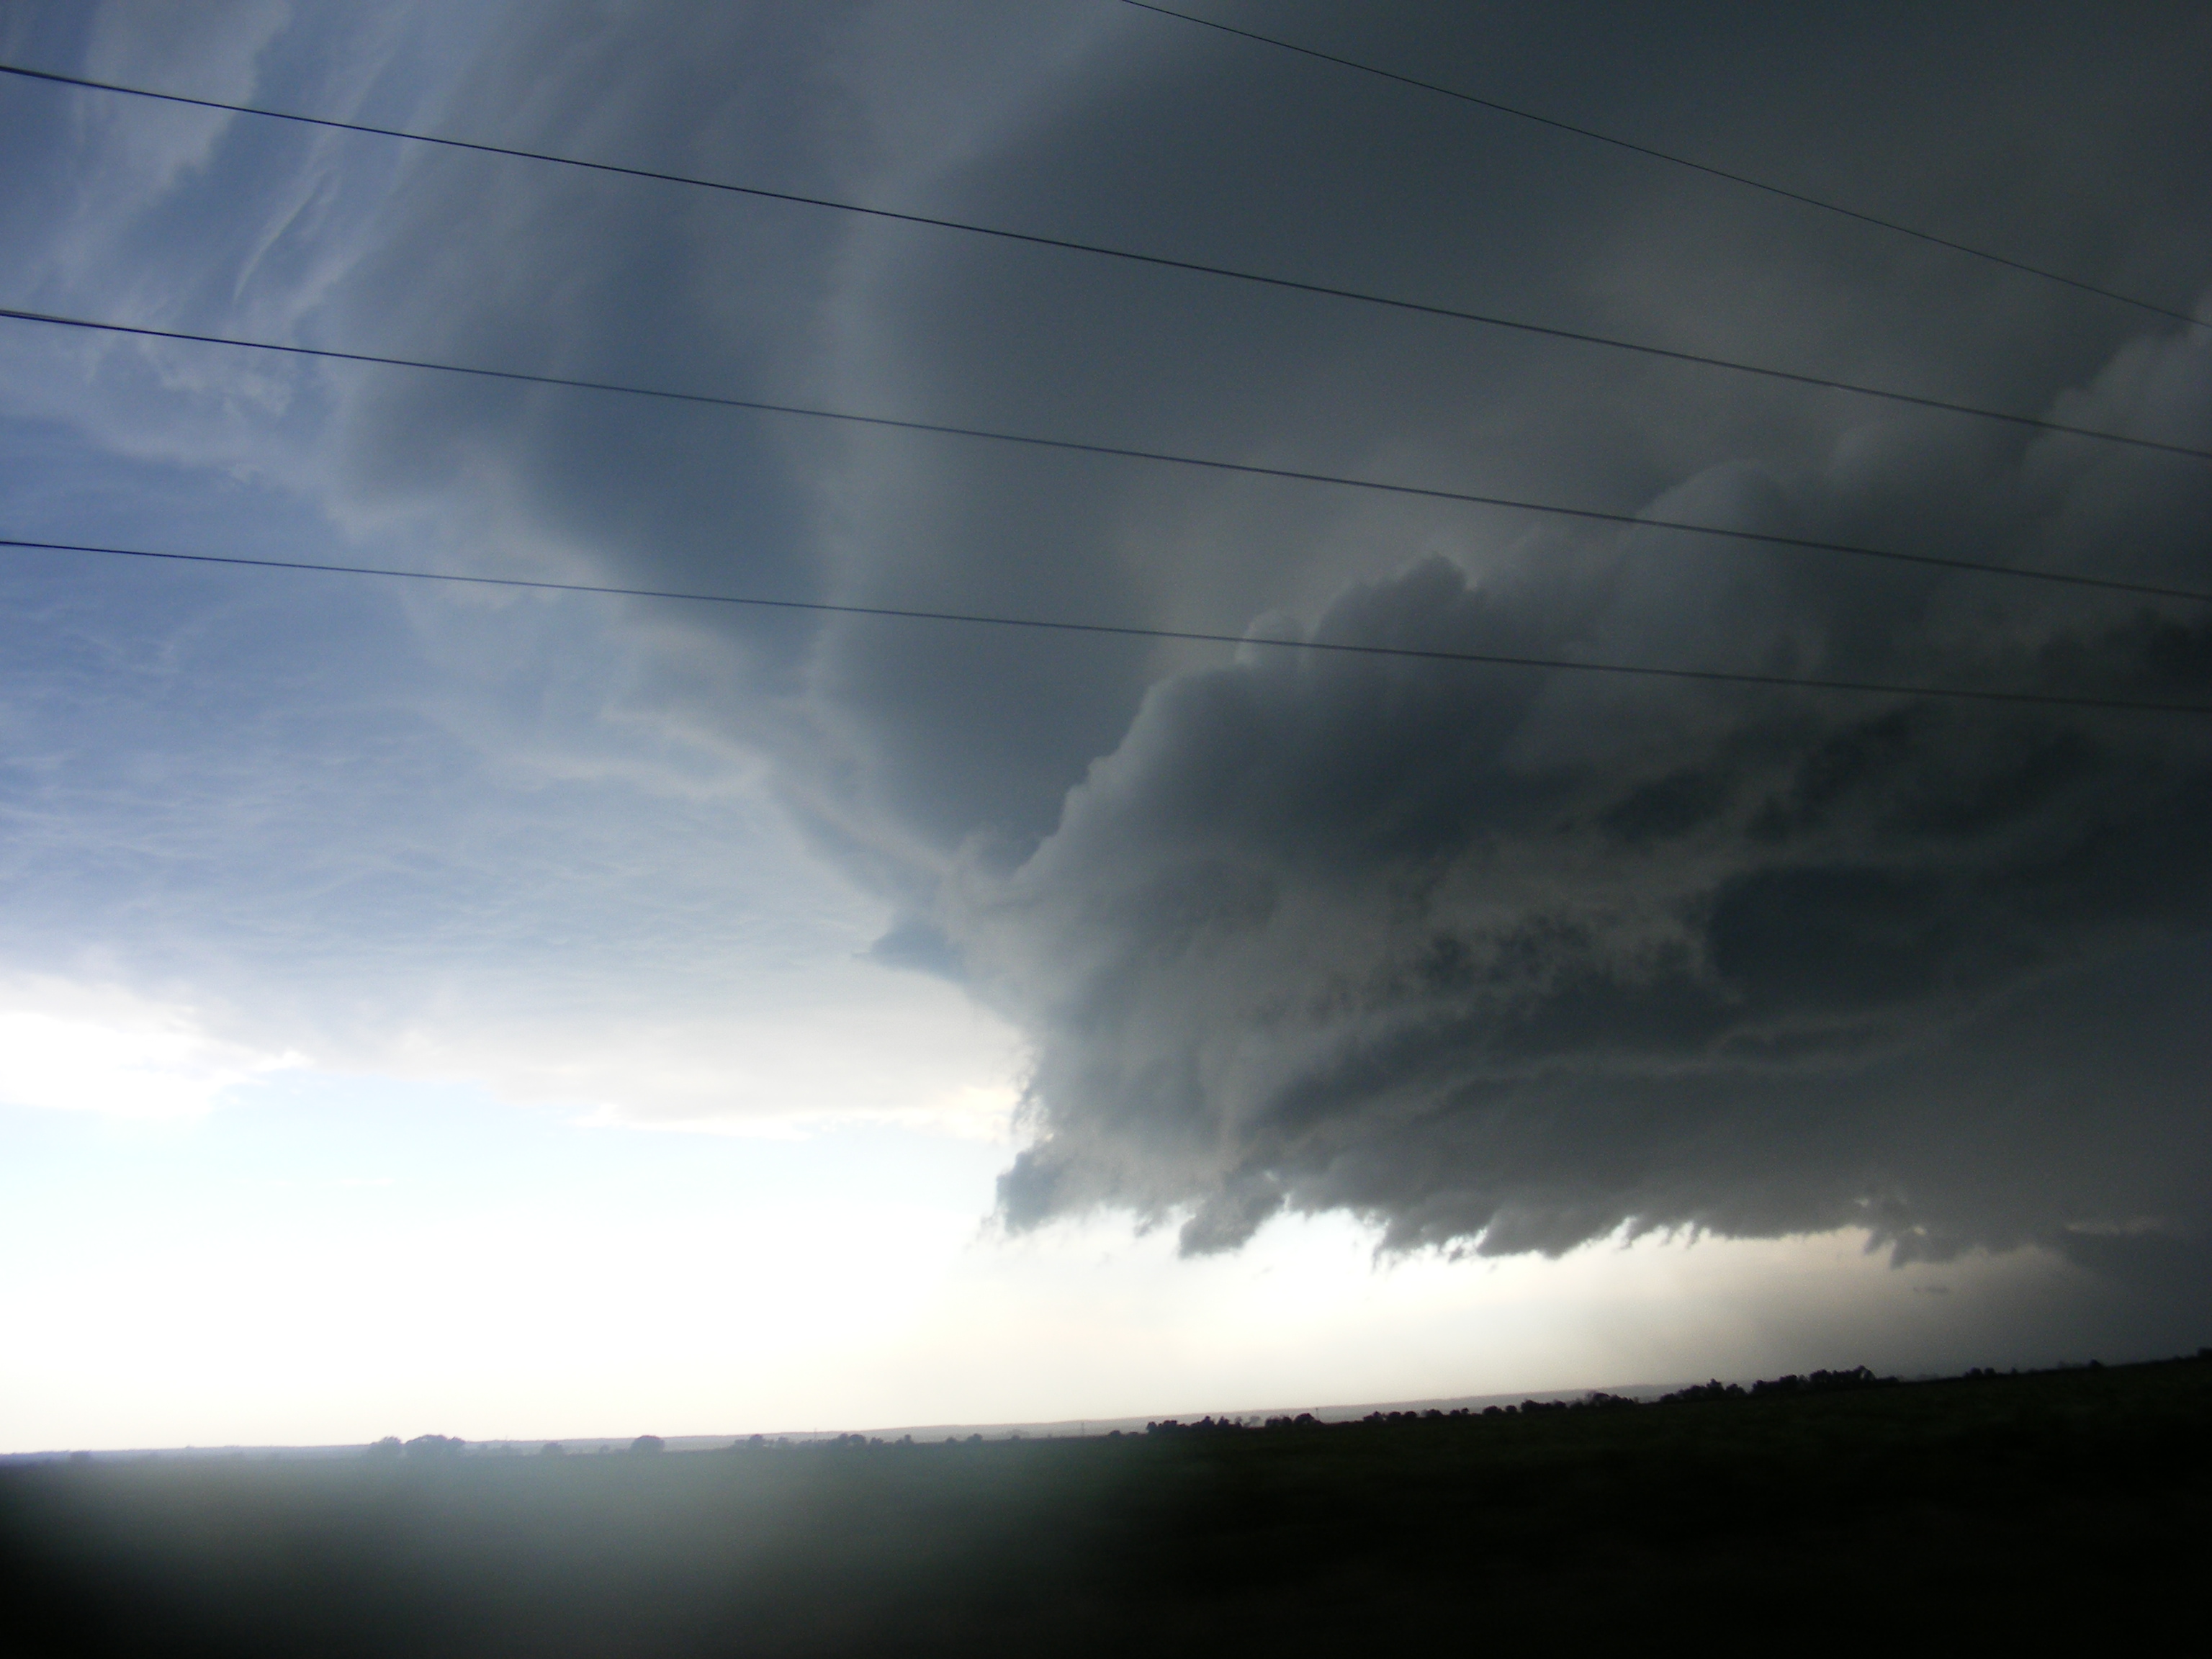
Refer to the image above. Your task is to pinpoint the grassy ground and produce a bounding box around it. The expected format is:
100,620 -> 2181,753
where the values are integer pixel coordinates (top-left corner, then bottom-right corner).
4,1356 -> 2206,1655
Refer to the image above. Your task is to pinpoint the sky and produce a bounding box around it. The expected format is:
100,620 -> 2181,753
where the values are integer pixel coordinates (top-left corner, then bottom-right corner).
1,0 -> 2208,1452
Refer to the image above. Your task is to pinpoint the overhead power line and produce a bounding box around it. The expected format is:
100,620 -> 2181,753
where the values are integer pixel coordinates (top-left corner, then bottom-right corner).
0,62 -> 2203,462
6,304 -> 2208,611
5,534 -> 2205,716
1118,0 -> 2210,334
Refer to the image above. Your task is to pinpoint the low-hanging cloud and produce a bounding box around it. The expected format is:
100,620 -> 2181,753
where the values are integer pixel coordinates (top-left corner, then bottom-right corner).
963,321 -> 2212,1268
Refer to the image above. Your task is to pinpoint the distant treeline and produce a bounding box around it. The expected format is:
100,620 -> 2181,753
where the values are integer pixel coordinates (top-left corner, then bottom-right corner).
1140,1365 -> 1897,1435
365,1433 -> 670,1460
353,1357 -> 2193,1459
1655,1364 -> 1893,1403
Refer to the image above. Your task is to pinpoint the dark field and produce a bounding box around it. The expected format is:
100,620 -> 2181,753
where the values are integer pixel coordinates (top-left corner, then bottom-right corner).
5,1357 -> 2207,1655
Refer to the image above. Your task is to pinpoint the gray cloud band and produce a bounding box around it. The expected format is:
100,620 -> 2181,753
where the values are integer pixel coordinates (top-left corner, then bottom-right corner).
956,306 -> 2211,1267
971,540 -> 2212,1264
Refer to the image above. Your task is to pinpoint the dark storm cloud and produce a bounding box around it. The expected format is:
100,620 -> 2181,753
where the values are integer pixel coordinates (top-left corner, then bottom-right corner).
870,6 -> 2211,1274
971,442 -> 2212,1262
268,3 -> 2212,1273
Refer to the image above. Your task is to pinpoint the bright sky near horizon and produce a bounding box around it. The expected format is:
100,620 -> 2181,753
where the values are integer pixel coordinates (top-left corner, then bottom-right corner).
1,1 -> 2208,1452
3,1085 -> 2091,1451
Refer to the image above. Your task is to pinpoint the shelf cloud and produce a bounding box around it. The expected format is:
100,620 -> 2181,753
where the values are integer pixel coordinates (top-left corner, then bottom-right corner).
6,0 -> 2208,1344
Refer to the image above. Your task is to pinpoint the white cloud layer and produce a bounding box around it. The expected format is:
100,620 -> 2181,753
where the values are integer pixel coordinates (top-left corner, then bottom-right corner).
0,976 -> 300,1118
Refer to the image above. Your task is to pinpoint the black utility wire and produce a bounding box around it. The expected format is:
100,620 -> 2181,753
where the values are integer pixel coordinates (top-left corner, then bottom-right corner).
7,305 -> 2208,611
1,62 -> 2203,463
6,535 -> 2205,716
1118,0 -> 2210,334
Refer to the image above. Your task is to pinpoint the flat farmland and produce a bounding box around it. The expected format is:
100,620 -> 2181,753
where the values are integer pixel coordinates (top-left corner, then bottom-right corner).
4,1357 -> 2206,1655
